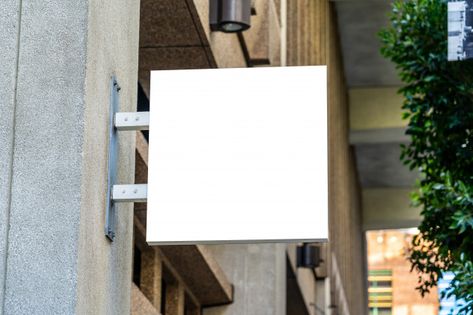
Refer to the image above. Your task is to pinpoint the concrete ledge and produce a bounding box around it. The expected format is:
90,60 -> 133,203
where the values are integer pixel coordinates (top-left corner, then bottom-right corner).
354,143 -> 419,188
349,87 -> 405,130
349,127 -> 409,144
134,217 -> 233,307
159,245 -> 233,306
131,283 -> 160,315
362,188 -> 421,231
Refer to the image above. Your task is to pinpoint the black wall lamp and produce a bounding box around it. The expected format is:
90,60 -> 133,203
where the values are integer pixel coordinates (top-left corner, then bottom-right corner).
210,0 -> 252,33
297,243 -> 322,269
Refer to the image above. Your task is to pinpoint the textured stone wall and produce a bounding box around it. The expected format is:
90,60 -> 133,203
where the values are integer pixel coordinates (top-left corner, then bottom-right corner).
75,0 -> 140,313
203,244 -> 286,315
0,0 -> 140,313
0,1 -> 21,313
326,3 -> 367,315
0,1 -> 88,313
287,1 -> 369,314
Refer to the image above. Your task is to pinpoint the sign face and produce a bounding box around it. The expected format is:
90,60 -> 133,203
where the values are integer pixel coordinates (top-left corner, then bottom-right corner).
147,66 -> 328,245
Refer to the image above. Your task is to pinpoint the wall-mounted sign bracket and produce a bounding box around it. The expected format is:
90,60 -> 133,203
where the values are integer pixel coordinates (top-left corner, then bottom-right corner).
105,76 -> 150,241
115,112 -> 150,131
112,184 -> 148,203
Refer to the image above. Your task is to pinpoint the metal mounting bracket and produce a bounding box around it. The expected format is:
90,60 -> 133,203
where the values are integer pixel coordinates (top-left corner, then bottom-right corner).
112,184 -> 148,203
105,76 -> 150,241
115,112 -> 150,131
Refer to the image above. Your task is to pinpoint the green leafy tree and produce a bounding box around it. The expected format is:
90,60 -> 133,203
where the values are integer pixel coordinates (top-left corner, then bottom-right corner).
379,0 -> 473,312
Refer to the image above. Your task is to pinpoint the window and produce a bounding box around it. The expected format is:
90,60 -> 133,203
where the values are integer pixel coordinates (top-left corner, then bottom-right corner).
368,269 -> 392,315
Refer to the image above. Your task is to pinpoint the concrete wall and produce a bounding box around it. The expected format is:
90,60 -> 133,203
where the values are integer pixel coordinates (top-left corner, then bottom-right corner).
348,64 -> 419,233
0,1 -> 88,313
75,0 -> 140,313
326,3 -> 368,314
0,1 -> 21,313
203,244 -> 286,315
363,189 -> 421,230
0,0 -> 140,313
349,87 -> 405,131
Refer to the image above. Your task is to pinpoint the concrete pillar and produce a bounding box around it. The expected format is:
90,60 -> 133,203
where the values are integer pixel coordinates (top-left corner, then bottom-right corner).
0,0 -> 140,314
203,244 -> 286,315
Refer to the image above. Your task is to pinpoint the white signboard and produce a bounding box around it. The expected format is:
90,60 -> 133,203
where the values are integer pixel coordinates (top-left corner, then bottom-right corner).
147,66 -> 328,245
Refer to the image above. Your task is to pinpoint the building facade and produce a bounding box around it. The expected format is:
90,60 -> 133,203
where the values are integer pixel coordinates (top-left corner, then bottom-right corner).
0,0 -> 398,314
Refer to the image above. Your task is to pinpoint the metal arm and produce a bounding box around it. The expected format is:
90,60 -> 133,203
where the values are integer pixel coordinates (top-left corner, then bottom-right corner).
112,184 -> 148,203
114,112 -> 150,131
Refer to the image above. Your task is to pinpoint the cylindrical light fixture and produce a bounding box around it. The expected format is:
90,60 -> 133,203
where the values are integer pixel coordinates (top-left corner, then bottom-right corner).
210,0 -> 251,33
296,244 -> 321,269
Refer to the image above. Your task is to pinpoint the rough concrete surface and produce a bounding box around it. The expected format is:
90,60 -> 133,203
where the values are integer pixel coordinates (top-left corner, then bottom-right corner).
131,283 -> 160,315
75,0 -> 140,314
349,87 -> 405,130
3,1 -> 88,313
0,0 -> 21,313
355,143 -> 419,188
335,1 -> 402,87
363,188 -> 421,230
140,0 -> 201,47
203,244 -> 286,315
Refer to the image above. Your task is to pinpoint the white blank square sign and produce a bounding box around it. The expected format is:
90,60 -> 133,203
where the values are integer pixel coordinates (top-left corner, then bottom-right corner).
147,66 -> 328,245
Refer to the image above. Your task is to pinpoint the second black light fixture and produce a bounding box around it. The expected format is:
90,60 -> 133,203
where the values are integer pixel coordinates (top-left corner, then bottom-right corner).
210,0 -> 252,33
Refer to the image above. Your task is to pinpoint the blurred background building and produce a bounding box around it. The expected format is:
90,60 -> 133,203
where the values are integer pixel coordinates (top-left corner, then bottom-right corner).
367,229 -> 439,315
0,0 -> 449,314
